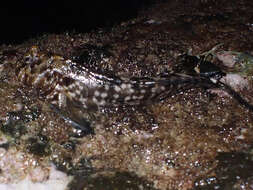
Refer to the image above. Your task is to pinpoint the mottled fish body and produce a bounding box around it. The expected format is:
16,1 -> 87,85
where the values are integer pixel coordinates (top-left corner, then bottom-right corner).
18,46 -> 217,110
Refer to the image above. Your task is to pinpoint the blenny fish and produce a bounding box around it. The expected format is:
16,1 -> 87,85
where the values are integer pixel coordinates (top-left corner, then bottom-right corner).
16,46 -> 253,133
17,46 -> 219,111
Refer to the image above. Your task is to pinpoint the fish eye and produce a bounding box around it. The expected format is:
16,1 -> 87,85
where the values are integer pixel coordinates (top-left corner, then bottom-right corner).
24,56 -> 31,62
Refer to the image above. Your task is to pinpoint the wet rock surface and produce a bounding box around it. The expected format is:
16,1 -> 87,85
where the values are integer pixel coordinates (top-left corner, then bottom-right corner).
1,0 -> 253,190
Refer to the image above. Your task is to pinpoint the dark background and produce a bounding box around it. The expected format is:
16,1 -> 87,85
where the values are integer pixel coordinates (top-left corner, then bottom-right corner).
0,0 -> 154,45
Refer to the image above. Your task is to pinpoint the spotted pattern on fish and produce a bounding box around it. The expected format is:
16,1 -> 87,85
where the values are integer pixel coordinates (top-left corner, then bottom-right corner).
17,46 -> 218,110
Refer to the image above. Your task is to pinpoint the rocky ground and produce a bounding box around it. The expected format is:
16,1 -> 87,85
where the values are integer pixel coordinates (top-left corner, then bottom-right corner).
0,0 -> 253,190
